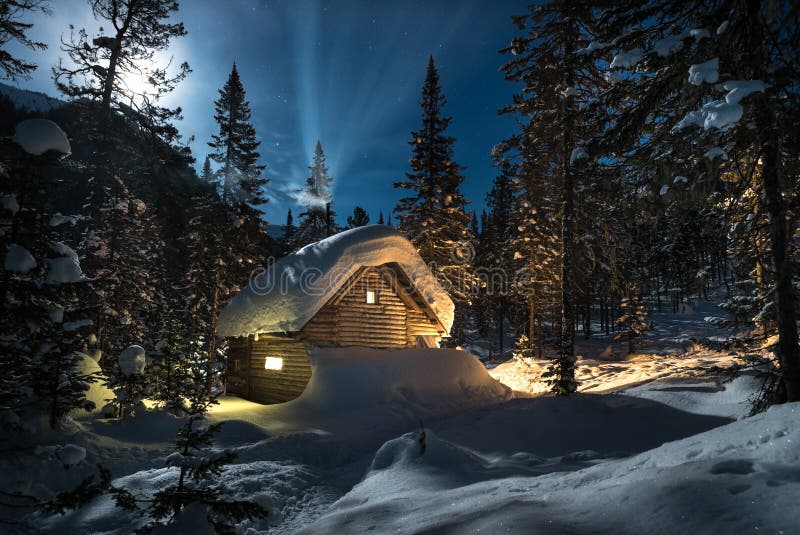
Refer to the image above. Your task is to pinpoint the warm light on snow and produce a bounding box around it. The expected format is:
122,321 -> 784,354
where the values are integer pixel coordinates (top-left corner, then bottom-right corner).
264,357 -> 284,370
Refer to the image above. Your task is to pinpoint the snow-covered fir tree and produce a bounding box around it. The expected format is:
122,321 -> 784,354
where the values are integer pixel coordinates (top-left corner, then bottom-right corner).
394,56 -> 474,345
500,1 -> 605,394
615,292 -> 648,354
105,335 -> 265,531
294,140 -> 336,248
208,62 -> 266,206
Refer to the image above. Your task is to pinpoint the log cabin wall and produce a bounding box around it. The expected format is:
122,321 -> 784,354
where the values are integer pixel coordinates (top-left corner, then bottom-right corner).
303,266 -> 410,348
247,334 -> 312,404
406,308 -> 441,345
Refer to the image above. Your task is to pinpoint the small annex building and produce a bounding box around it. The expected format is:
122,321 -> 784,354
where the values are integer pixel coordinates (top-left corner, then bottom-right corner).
216,225 -> 454,404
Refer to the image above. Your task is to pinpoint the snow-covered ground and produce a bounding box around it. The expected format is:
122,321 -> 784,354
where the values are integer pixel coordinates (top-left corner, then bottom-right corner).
4,303 -> 798,534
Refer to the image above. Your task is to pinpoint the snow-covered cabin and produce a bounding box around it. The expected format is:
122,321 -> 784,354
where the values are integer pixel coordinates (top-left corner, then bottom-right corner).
216,225 -> 454,404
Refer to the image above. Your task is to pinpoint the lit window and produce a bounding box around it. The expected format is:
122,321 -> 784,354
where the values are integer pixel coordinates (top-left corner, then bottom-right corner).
366,290 -> 377,304
264,357 -> 283,370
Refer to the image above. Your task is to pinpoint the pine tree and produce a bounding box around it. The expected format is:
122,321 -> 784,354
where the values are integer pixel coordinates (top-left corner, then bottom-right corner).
500,2 -> 603,394
281,208 -> 295,255
200,155 -> 214,184
377,210 -> 384,225
347,206 -> 370,228
185,188 -> 243,395
0,0 -> 49,80
480,157 -> 516,355
394,56 -> 474,345
295,140 -> 336,248
615,292 -> 648,354
208,63 -> 267,207
82,181 -> 165,361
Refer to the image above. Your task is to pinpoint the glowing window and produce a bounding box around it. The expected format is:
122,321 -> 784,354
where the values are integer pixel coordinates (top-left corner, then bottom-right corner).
264,357 -> 283,370
366,290 -> 377,304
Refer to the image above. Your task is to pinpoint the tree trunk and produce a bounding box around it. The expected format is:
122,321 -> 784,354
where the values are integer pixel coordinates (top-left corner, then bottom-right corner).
761,133 -> 800,401
746,0 -> 800,401
206,270 -> 221,395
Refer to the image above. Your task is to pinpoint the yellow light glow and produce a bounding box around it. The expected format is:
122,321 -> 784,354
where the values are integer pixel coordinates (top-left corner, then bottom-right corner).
366,290 -> 376,304
264,357 -> 283,370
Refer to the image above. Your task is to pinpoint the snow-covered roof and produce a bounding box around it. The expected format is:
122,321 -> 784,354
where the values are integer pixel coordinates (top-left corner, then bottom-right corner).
216,225 -> 455,338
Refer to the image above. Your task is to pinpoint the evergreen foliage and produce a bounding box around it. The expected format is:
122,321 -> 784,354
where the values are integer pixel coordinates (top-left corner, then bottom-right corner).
0,0 -> 49,80
394,56 -> 475,345
294,140 -> 336,248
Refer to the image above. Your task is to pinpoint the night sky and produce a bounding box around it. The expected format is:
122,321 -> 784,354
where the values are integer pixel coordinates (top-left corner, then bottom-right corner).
8,0 -> 528,225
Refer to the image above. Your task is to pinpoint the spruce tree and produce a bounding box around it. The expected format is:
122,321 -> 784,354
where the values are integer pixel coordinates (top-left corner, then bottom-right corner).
200,155 -> 214,184
347,206 -> 370,228
281,208 -> 295,255
500,2 -> 603,394
295,140 -> 336,248
394,56 -> 474,345
377,210 -> 384,225
615,292 -> 648,354
208,63 -> 267,207
104,333 -> 266,530
482,157 -> 516,355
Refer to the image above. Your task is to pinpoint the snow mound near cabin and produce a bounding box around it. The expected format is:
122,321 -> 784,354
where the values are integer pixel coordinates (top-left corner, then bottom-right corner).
13,118 -> 71,156
290,348 -> 511,418
301,402 -> 800,534
216,225 -> 455,337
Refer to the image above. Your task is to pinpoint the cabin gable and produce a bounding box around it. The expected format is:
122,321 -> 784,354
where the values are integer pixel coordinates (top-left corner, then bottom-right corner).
302,265 -> 411,348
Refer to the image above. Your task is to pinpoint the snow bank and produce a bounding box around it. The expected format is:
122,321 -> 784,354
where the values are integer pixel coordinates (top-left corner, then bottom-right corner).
12,119 -> 71,156
119,345 -> 146,376
55,444 -> 86,466
45,256 -> 85,283
4,243 -> 36,273
302,403 -> 800,534
1,194 -> 19,215
291,348 -> 511,417
217,225 -> 454,337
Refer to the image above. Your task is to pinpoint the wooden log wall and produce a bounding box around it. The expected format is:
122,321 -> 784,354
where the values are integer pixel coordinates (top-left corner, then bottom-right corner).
247,334 -> 312,404
406,308 -> 441,345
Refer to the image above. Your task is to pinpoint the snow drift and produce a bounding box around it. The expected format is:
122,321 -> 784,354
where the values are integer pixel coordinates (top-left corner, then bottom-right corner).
290,348 -> 511,418
216,225 -> 454,337
301,402 -> 800,534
